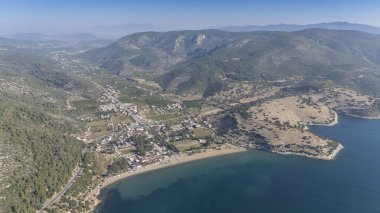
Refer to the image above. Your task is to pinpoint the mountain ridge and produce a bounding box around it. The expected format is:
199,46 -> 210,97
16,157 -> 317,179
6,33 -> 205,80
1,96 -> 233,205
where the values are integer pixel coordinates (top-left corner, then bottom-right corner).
220,22 -> 380,34
81,28 -> 380,97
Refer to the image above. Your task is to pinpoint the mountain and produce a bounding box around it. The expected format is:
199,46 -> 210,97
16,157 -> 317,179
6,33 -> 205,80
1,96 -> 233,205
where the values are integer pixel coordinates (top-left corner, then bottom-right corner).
220,22 -> 380,34
82,29 -> 380,97
81,29 -> 232,75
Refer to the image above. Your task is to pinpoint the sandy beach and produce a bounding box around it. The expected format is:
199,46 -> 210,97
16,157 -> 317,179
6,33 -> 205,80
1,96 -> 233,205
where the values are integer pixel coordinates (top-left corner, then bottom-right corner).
89,145 -> 247,212
104,145 -> 246,187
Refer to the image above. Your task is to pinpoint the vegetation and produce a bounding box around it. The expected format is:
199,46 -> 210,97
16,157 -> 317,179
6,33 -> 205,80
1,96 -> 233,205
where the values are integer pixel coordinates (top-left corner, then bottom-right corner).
130,135 -> 148,156
72,99 -> 98,112
0,94 -> 83,212
191,128 -> 213,138
171,140 -> 202,152
56,152 -> 102,212
108,158 -> 130,174
217,114 -> 238,135
84,29 -> 380,97
149,113 -> 176,121
2,27 -> 380,213
143,95 -> 173,107
183,100 -> 204,109
281,81 -> 329,94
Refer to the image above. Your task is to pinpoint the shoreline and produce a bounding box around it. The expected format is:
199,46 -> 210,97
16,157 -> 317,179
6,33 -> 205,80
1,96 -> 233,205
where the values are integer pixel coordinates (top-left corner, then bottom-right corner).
88,111 -> 360,212
103,146 -> 246,188
283,111 -> 343,160
89,145 -> 247,212
345,113 -> 380,120
307,110 -> 339,127
89,140 -> 345,211
271,143 -> 344,160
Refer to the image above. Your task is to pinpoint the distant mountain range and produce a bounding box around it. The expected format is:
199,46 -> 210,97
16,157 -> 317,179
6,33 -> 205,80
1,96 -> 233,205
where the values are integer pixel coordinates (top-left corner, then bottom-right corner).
82,28 -> 380,97
7,24 -> 168,40
6,22 -> 380,41
8,33 -> 101,41
0,33 -> 111,50
220,22 -> 380,34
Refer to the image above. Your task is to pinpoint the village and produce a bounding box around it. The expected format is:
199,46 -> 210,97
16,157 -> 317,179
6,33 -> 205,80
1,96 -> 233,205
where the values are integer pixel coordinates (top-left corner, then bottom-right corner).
84,85 -> 217,175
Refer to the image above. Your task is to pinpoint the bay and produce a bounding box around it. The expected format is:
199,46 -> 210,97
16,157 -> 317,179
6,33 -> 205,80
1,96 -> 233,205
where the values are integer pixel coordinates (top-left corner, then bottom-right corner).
96,114 -> 380,213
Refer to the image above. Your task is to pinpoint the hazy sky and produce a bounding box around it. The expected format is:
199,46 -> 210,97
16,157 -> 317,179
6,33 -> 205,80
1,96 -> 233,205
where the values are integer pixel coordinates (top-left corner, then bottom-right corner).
1,0 -> 380,34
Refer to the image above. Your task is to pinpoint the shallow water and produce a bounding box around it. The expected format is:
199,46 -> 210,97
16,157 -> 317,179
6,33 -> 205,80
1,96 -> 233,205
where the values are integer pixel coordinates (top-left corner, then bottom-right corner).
96,114 -> 380,213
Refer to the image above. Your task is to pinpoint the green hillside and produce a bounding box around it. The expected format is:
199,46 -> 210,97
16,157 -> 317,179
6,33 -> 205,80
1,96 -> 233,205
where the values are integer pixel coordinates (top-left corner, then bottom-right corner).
83,29 -> 380,97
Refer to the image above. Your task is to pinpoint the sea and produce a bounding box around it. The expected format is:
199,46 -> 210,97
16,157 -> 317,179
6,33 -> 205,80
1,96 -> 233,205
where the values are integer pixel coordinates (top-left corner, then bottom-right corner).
95,114 -> 380,213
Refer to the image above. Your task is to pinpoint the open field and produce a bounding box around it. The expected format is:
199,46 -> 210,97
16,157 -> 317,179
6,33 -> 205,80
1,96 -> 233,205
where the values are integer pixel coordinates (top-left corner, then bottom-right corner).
183,100 -> 204,109
72,99 -> 98,112
171,140 -> 202,152
112,115 -> 134,125
86,131 -> 110,141
251,95 -> 336,127
199,106 -> 223,117
119,149 -> 134,155
231,95 -> 341,159
192,128 -> 213,138
149,113 -> 177,121
162,94 -> 182,103
134,78 -> 162,90
88,120 -> 108,127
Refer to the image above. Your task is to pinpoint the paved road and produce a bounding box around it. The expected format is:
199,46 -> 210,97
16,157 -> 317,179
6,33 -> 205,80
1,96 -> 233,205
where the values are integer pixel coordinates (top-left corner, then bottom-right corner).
38,147 -> 88,212
38,166 -> 83,213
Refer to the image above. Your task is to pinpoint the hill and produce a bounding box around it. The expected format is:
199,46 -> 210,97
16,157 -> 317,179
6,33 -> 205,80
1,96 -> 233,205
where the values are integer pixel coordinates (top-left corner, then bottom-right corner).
82,29 -> 380,97
0,49 -> 102,212
81,29 -> 234,75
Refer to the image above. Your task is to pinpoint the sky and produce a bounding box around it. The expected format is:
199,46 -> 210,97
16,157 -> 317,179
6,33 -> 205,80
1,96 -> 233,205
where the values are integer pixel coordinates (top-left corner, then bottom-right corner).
1,0 -> 380,35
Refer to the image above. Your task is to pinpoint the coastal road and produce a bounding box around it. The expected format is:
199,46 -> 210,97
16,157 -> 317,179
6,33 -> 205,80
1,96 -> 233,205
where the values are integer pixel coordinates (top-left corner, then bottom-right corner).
38,166 -> 83,213
38,147 -> 88,213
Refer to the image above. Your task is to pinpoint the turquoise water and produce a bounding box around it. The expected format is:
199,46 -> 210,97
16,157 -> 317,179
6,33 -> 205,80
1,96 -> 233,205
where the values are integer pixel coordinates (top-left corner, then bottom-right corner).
96,114 -> 380,213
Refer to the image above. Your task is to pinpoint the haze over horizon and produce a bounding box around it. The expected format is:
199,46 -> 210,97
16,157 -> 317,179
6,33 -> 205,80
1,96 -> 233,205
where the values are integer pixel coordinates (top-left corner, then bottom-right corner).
1,0 -> 380,36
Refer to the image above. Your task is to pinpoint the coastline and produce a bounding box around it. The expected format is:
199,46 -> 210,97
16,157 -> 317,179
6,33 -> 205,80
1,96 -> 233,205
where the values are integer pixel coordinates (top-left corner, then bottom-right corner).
89,145 -> 247,212
88,111 -> 352,212
103,145 -> 246,188
272,143 -> 344,160
345,113 -> 380,120
307,110 -> 339,127
292,111 -> 343,160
